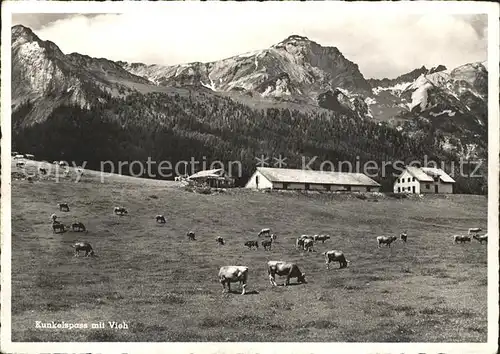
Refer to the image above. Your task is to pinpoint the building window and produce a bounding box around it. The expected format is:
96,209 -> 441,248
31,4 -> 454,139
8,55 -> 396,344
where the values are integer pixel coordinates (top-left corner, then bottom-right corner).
412,177 -> 416,182
255,175 -> 259,188
305,183 -> 310,190
324,184 -> 331,191
397,187 -> 400,193
398,178 -> 400,183
426,184 -> 430,189
345,186 -> 351,192
401,178 -> 404,183
283,183 -> 289,190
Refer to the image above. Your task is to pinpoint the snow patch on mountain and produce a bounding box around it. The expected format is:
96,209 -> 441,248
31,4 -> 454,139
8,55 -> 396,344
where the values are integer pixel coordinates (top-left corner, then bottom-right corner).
429,110 -> 456,117
372,81 -> 412,96
408,82 -> 432,111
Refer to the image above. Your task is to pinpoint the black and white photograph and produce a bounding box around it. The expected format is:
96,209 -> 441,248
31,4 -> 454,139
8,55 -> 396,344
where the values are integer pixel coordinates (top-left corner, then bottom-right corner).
1,1 -> 498,353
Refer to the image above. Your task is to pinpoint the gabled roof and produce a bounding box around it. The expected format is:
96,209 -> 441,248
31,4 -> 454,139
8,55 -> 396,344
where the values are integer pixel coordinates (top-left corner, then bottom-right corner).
256,167 -> 381,186
403,166 -> 455,183
188,168 -> 224,179
405,166 -> 434,182
421,167 -> 456,183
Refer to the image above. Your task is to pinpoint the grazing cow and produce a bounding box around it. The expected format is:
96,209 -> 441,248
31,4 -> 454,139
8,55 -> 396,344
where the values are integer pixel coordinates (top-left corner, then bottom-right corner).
261,239 -> 272,250
52,161 -> 58,164
39,167 -> 47,175
267,261 -> 306,286
377,235 -> 397,248
299,234 -> 314,240
114,207 -> 128,216
16,161 -> 25,168
296,235 -> 313,249
14,154 -> 24,160
71,222 -> 86,232
72,241 -> 95,257
303,238 -> 315,252
58,203 -> 70,212
52,223 -> 66,233
258,228 -> 271,237
218,266 -> 249,295
453,235 -> 471,244
11,151 -> 19,156
216,236 -> 225,245
244,241 -> 259,249
400,232 -> 408,243
472,234 -> 487,244
323,250 -> 350,269
50,213 -> 58,222
25,154 -> 35,160
187,231 -> 196,240
468,227 -> 482,235
271,234 -> 277,241
155,215 -> 166,224
313,234 -> 331,243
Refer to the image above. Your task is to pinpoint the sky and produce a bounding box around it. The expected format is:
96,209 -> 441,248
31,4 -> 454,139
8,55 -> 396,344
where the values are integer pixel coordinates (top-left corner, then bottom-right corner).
11,3 -> 489,79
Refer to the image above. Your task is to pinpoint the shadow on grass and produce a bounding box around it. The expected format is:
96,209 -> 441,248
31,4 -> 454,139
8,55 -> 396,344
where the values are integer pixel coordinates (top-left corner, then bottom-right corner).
223,289 -> 260,295
302,319 -> 338,329
86,329 -> 122,341
198,314 -> 283,331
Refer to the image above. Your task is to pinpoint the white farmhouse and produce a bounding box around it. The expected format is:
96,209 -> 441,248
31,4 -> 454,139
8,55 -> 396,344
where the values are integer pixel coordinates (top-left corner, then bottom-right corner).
245,167 -> 381,192
393,166 -> 455,194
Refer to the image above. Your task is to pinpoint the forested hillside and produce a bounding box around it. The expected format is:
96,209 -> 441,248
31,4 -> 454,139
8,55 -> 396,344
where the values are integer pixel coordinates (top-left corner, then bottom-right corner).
12,86 -> 485,194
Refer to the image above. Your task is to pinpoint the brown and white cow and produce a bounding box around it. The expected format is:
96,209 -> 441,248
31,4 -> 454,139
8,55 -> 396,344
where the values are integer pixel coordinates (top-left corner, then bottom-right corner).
244,241 -> 259,249
114,206 -> 128,216
296,235 -> 313,249
313,234 -> 331,243
453,235 -> 471,244
258,228 -> 271,237
72,241 -> 95,257
323,250 -> 349,269
261,239 -> 272,251
216,236 -> 225,245
472,234 -> 488,244
52,222 -> 66,233
71,222 -> 86,232
187,231 -> 196,240
155,215 -> 166,224
58,203 -> 70,212
218,266 -> 249,295
303,238 -> 315,252
377,235 -> 397,248
267,261 -> 306,286
468,227 -> 482,235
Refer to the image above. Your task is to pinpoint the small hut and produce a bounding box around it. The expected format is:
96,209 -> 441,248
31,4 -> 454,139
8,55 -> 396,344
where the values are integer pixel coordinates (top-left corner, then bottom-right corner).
187,168 -> 235,188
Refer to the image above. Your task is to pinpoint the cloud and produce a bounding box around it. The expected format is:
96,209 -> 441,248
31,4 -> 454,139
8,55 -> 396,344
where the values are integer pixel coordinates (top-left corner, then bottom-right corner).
13,4 -> 488,79
12,13 -> 102,30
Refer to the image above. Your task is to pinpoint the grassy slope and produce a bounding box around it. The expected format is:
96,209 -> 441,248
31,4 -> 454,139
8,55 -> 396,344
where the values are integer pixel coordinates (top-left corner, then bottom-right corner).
11,161 -> 487,342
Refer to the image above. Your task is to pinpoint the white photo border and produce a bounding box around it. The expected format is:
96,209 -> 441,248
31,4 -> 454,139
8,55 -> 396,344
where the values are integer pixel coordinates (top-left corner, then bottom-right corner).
1,1 -> 498,353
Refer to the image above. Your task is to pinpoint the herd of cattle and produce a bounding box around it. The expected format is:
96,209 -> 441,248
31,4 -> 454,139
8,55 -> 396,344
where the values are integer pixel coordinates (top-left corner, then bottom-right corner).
13,155 -> 84,177
48,200 -> 487,296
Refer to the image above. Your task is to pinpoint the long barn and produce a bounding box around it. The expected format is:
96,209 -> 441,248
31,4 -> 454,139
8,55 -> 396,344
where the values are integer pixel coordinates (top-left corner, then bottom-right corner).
245,167 -> 381,192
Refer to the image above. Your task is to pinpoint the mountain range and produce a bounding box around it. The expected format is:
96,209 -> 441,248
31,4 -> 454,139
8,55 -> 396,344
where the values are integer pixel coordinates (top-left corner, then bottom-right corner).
11,25 -> 488,193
